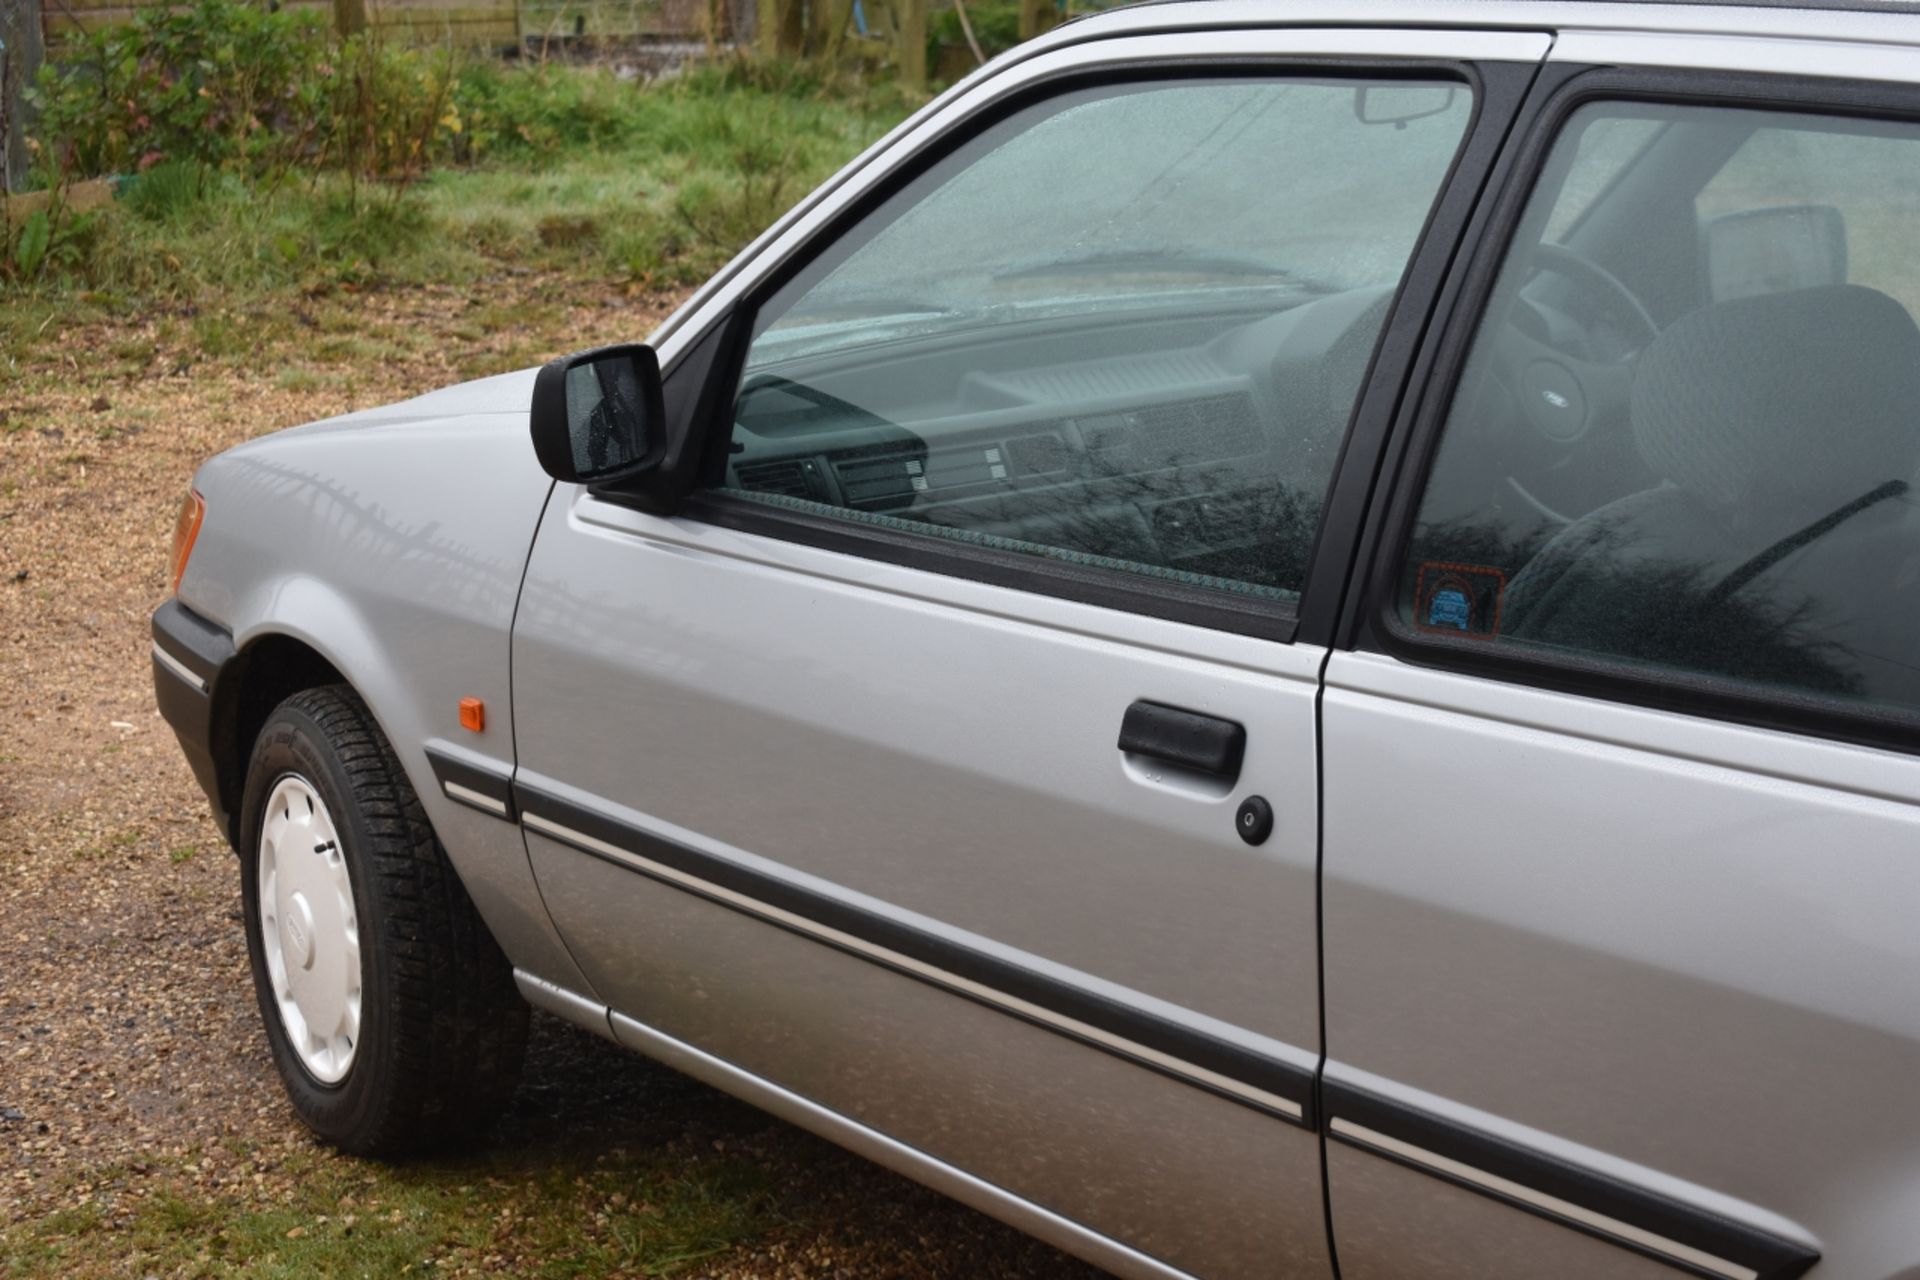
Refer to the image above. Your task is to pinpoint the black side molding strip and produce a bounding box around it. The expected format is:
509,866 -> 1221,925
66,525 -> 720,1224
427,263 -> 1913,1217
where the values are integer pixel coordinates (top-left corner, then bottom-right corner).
513,780 -> 1315,1126
425,747 -> 517,821
1323,1082 -> 1818,1280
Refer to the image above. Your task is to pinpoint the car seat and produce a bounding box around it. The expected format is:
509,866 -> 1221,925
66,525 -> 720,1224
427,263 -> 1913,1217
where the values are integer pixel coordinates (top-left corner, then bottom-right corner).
1501,284 -> 1920,701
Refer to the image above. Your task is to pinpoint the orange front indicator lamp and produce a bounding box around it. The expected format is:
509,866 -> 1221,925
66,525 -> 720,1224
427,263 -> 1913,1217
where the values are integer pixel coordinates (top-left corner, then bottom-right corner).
167,489 -> 206,594
459,697 -> 486,733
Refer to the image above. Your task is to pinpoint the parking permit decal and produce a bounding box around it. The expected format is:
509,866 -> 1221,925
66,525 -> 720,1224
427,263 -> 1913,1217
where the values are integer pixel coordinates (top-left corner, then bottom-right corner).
1414,561 -> 1508,638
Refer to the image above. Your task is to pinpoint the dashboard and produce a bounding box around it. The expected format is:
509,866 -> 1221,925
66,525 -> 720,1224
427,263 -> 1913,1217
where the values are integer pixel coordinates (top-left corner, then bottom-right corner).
722,285 -> 1396,596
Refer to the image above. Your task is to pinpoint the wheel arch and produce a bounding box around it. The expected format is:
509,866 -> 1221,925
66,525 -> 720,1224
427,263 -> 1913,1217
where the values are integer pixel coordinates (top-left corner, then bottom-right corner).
207,579 -> 416,853
209,632 -> 348,847
189,571 -> 589,996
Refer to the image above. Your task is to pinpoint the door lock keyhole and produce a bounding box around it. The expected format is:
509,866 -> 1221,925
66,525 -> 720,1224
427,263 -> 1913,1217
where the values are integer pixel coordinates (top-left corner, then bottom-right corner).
1235,796 -> 1274,846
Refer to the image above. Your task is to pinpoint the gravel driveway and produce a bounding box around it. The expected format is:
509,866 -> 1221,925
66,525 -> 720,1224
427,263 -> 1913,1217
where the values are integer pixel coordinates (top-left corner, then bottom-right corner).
0,278 -> 1105,1279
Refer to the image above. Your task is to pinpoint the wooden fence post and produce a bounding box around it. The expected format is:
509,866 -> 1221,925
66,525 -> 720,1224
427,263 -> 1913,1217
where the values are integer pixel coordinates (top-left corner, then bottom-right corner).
1017,0 -> 1053,42
894,0 -> 924,92
806,0 -> 851,61
755,0 -> 776,54
333,0 -> 369,37
756,0 -> 802,56
1,0 -> 44,193
704,0 -> 732,54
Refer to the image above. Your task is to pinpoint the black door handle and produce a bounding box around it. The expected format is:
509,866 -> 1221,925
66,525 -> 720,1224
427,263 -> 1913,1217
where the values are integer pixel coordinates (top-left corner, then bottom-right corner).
1117,700 -> 1246,780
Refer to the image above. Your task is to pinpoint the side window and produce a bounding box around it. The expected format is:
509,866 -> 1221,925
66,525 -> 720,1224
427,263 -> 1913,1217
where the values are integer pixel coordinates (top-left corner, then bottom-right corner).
1540,115 -> 1664,243
720,77 -> 1472,604
1401,101 -> 1920,719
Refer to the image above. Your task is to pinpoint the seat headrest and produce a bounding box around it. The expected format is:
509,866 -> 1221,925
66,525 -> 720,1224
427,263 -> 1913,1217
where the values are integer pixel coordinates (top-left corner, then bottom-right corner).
1632,284 -> 1920,518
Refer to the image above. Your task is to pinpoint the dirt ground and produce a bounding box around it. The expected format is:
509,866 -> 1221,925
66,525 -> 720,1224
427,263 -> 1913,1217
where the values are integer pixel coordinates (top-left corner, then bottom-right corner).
0,277 -> 1104,1278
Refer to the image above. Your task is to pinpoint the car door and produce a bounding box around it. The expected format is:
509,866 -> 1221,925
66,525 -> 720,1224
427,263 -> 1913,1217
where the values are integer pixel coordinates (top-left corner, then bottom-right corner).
507,29 -> 1545,1280
1321,44 -> 1920,1280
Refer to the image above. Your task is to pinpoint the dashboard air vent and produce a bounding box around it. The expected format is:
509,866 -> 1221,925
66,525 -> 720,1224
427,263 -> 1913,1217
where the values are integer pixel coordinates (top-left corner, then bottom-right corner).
1005,432 -> 1070,477
736,459 -> 816,499
1132,395 -> 1260,467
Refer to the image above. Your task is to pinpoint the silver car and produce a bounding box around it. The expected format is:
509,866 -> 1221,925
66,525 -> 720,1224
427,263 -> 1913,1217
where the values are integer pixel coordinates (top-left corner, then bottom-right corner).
151,3 -> 1920,1276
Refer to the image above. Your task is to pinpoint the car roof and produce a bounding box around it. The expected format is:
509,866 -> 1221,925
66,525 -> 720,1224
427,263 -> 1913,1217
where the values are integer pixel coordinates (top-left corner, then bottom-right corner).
1047,0 -> 1920,51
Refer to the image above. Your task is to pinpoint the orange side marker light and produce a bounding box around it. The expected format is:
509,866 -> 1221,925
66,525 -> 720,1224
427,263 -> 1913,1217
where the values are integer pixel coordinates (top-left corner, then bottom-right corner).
459,697 -> 486,733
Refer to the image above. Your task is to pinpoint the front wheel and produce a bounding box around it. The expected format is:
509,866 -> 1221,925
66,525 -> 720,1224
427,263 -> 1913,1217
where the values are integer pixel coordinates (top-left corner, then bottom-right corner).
239,685 -> 528,1155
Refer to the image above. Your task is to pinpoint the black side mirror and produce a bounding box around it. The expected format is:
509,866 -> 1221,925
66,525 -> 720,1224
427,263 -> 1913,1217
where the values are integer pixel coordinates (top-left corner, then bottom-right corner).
530,343 -> 666,485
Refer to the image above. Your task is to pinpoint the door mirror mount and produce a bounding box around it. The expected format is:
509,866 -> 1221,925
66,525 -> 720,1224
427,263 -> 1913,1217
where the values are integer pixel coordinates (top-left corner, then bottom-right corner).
530,343 -> 666,485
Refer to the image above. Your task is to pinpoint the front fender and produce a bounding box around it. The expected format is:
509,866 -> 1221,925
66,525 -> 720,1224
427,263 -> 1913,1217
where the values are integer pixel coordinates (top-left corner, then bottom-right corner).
162,405 -> 594,996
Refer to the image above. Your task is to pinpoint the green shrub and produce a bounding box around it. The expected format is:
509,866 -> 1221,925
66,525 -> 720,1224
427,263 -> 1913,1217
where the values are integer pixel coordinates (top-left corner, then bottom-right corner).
11,39 -> 911,301
120,160 -> 215,222
31,0 -> 463,188
929,0 -> 1021,63
31,0 -> 333,179
326,35 -> 461,187
451,61 -> 644,158
0,188 -> 107,287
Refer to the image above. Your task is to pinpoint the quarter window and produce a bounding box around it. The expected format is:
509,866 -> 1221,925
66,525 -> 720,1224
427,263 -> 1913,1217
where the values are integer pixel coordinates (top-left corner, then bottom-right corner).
1401,102 -> 1920,717
719,77 -> 1472,603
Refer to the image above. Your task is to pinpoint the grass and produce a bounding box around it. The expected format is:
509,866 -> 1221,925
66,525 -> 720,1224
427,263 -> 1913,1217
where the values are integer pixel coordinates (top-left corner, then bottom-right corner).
0,56 -> 916,1280
0,49 -> 1106,1280
0,58 -> 913,381
2,1141 -> 789,1278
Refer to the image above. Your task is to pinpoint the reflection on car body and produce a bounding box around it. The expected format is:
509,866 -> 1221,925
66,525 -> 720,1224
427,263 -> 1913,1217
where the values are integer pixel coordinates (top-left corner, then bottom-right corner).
154,6 -> 1920,1279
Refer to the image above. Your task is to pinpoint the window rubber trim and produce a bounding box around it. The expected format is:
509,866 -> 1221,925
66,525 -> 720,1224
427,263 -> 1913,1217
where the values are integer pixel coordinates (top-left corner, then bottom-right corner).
683,488 -> 1304,640
1343,63 -> 1920,759
1292,56 -> 1550,648
604,53 -> 1524,646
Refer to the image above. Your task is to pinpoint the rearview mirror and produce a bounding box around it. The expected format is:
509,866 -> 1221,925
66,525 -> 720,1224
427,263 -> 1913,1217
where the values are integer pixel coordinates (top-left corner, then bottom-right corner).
1704,204 -> 1848,304
1354,84 -> 1458,127
530,343 -> 665,485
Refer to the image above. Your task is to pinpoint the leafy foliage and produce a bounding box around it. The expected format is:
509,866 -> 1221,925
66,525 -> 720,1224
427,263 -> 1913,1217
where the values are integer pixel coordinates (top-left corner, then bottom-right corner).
929,0 -> 1022,61
9,9 -> 911,301
13,210 -> 51,279
325,36 -> 463,189
30,0 -> 336,179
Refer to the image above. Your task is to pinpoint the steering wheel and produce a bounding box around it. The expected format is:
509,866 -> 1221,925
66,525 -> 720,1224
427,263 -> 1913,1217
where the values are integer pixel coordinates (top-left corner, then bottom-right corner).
1489,242 -> 1661,524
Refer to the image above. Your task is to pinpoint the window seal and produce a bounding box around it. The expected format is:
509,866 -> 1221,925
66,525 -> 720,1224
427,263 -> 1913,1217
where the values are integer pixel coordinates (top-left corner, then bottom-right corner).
684,489 -> 1305,641
615,54 -> 1507,645
1350,64 -> 1920,758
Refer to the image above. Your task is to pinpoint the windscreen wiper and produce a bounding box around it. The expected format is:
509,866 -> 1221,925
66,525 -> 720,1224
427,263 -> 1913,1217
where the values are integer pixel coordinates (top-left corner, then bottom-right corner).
783,291 -> 960,321
991,249 -> 1326,288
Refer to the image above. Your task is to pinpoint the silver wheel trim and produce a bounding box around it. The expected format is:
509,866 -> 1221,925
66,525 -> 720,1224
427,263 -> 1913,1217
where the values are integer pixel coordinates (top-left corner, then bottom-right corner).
258,774 -> 363,1085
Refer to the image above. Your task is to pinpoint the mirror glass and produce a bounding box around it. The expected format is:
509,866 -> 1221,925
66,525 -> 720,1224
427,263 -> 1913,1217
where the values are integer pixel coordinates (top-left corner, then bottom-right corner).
1706,204 -> 1848,303
564,352 -> 655,480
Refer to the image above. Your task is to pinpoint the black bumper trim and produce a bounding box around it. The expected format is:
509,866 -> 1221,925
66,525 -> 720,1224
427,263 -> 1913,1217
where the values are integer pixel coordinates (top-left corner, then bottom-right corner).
151,599 -> 237,836
152,599 -> 234,684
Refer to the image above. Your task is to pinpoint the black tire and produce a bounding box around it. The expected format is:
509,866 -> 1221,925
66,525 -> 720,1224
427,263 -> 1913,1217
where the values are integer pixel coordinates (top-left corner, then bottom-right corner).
238,684 -> 528,1156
